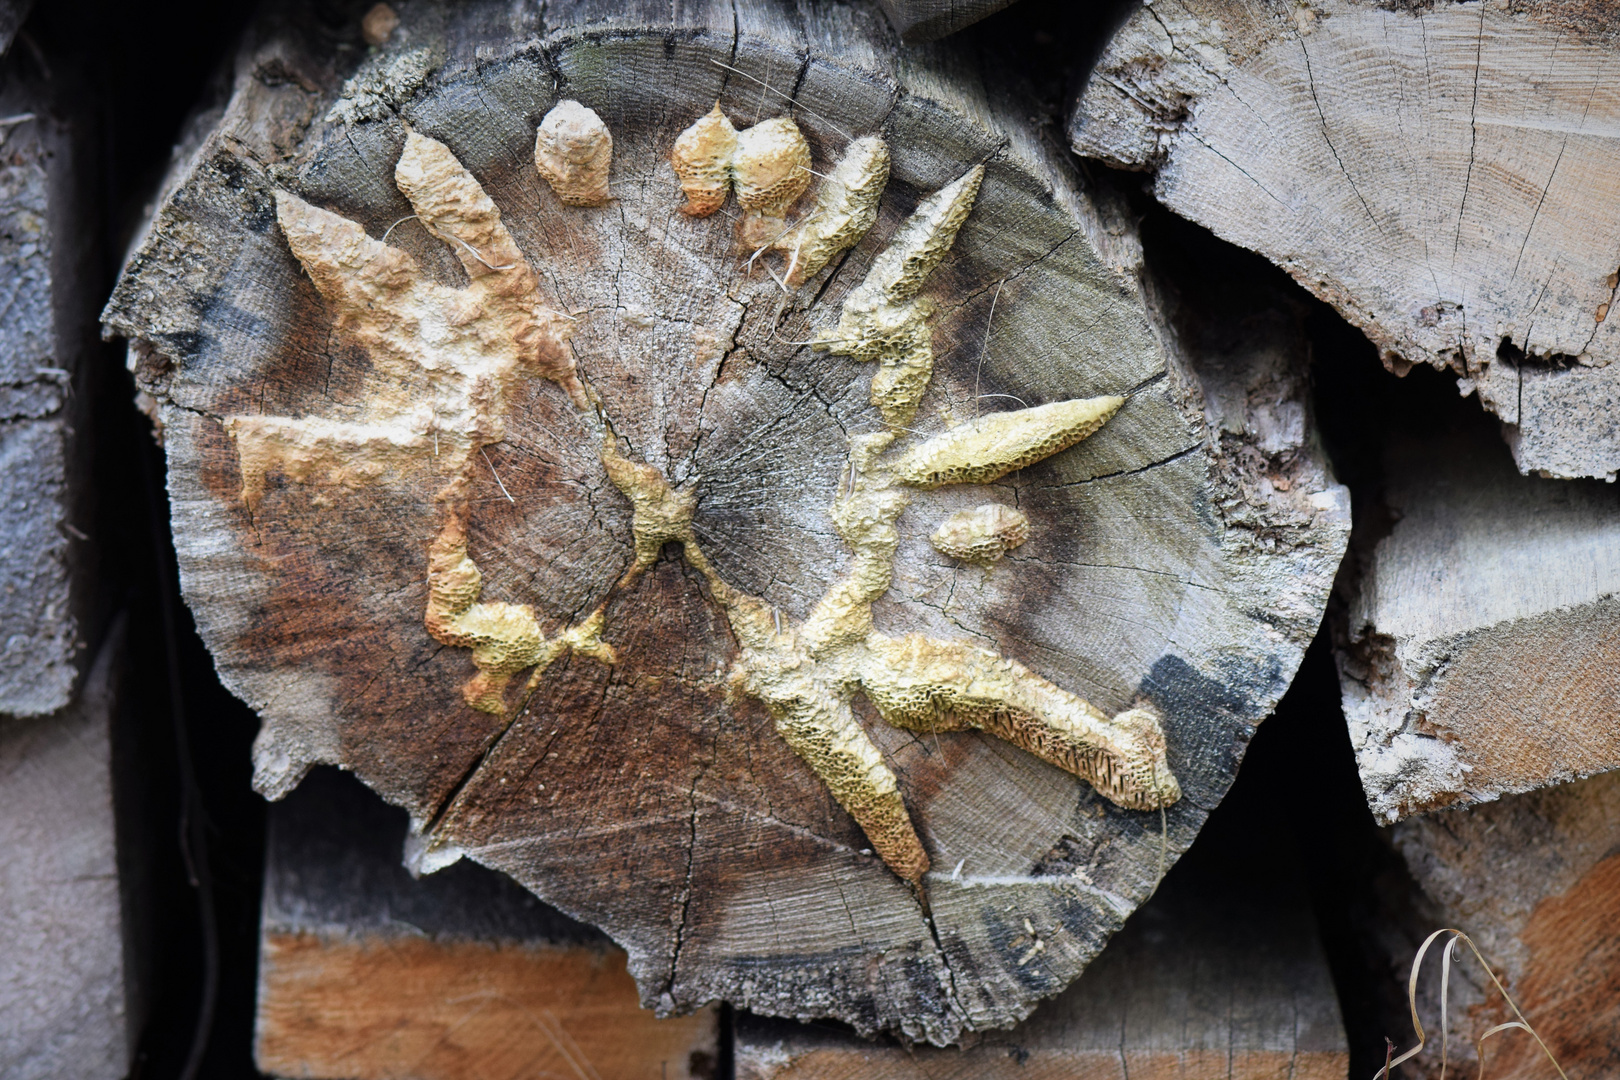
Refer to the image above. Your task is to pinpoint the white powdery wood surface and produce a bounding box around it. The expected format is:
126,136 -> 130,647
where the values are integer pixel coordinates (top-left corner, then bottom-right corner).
1071,0 -> 1620,481
0,632 -> 134,1080
1337,423 -> 1620,823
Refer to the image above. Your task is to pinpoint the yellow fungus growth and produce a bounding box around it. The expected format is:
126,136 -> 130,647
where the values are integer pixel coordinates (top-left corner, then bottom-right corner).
671,105 -> 813,237
671,104 -> 739,217
814,166 -> 983,426
534,99 -> 613,207
426,517 -> 618,713
930,503 -> 1029,566
859,635 -> 1180,811
239,116 -> 1180,883
895,396 -> 1124,488
671,106 -> 887,284
777,135 -> 890,286
730,117 -> 812,248
599,432 -> 699,571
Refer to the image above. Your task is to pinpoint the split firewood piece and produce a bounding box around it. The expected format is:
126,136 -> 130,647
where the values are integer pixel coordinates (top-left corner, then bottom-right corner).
2,634 -> 135,1080
0,42 -> 93,717
1335,416 -> 1620,823
1387,771 -> 1620,1080
103,0 -> 1346,1045
1072,0 -> 1620,480
256,768 -> 718,1080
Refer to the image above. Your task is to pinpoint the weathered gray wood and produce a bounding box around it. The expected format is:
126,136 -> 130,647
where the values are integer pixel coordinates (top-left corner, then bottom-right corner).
0,48 -> 95,717
1072,0 -> 1620,481
0,629 -> 135,1080
1389,770 -> 1620,1079
736,790 -> 1348,1079
875,0 -> 1018,42
1335,419 -> 1620,823
256,767 -> 719,1080
103,0 -> 1346,1042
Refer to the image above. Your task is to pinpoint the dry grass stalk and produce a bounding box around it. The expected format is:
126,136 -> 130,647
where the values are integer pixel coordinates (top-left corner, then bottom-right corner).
1378,928 -> 1569,1080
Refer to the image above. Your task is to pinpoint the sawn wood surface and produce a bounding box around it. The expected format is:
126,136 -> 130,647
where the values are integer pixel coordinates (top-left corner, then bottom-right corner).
103,0 -> 1347,1042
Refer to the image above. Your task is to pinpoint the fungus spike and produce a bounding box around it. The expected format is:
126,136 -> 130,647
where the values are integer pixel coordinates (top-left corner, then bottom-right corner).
858,634 -> 1181,811
895,395 -> 1124,489
778,135 -> 890,286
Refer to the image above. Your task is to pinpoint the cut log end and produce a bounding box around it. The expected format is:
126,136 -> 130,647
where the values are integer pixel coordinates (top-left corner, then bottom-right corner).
104,0 -> 1347,1043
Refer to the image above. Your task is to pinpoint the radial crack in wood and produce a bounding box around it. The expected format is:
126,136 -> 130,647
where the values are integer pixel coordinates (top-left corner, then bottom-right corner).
102,0 -> 1348,1044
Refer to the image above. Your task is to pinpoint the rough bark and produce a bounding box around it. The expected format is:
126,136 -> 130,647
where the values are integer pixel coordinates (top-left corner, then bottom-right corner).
1334,418 -> 1620,824
103,0 -> 1346,1041
875,0 -> 1019,42
0,37 -> 97,717
1388,770 -> 1620,1080
736,812 -> 1347,1079
0,630 -> 135,1080
256,767 -> 719,1080
1071,0 -> 1620,481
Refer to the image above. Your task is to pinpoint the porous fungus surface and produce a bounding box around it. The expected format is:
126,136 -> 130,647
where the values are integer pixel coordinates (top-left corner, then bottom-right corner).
223,107 -> 1180,883
533,99 -> 612,207
930,503 -> 1030,566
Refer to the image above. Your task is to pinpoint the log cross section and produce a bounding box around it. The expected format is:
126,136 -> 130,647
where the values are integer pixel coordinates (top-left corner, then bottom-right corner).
231,110 -> 1180,885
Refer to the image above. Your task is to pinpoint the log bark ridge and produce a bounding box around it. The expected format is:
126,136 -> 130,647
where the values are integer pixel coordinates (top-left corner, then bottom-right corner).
874,0 -> 1019,43
103,0 -> 1347,1041
1072,0 -> 1620,481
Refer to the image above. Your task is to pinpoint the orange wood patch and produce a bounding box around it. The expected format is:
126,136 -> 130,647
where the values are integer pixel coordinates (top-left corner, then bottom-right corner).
1484,852 -> 1620,1079
256,932 -> 718,1080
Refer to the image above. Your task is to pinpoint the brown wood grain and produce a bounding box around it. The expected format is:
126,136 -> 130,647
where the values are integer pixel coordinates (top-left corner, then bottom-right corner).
256,767 -> 720,1080
1391,769 -> 1620,1080
257,933 -> 719,1080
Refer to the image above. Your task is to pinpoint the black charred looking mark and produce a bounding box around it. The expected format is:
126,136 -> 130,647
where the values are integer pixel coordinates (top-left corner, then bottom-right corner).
1136,652 -> 1275,808
1031,833 -> 1093,877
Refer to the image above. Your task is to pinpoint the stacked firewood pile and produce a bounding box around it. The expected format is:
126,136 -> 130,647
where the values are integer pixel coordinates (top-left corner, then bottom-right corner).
2,0 -> 1615,1077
